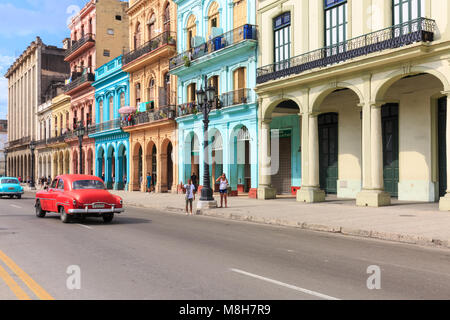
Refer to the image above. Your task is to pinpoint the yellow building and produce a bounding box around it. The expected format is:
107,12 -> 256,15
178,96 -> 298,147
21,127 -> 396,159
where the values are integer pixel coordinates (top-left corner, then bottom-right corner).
122,0 -> 178,193
255,0 -> 450,210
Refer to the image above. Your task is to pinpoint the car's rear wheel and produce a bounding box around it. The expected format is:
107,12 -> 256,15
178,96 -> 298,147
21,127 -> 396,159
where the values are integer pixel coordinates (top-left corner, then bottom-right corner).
35,200 -> 46,218
60,207 -> 71,224
16,195 -> 21,199
102,213 -> 114,223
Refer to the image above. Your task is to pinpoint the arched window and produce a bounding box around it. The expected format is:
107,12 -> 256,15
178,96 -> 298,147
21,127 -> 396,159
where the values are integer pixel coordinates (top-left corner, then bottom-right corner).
147,78 -> 155,102
120,92 -> 125,108
164,4 -> 171,32
135,83 -> 141,106
148,14 -> 156,39
134,22 -> 142,49
208,2 -> 220,39
186,15 -> 196,50
99,100 -> 103,123
109,96 -> 114,121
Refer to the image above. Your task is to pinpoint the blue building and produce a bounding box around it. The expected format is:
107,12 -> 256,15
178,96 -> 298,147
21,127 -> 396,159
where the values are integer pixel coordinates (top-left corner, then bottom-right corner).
90,55 -> 130,190
169,0 -> 259,197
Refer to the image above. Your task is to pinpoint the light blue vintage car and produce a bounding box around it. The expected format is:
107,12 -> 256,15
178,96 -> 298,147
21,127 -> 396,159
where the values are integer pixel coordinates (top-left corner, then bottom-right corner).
0,177 -> 24,199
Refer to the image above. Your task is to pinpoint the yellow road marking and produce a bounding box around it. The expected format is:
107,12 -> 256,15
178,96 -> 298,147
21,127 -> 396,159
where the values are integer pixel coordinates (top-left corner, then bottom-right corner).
0,264 -> 30,300
0,250 -> 54,300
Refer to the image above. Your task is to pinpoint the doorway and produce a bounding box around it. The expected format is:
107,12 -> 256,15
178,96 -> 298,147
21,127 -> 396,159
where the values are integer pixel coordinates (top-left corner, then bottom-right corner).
319,113 -> 338,194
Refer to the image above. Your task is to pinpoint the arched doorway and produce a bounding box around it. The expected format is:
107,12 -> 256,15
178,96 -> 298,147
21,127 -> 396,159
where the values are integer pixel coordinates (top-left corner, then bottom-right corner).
117,144 -> 127,190
64,151 -> 70,174
183,132 -> 200,184
161,139 -> 173,193
230,125 -> 252,193
73,150 -> 78,175
96,147 -> 105,181
269,99 -> 301,195
87,149 -> 94,176
209,129 -> 223,191
132,143 -> 143,191
106,146 -> 115,189
438,97 -> 447,197
318,113 -> 339,194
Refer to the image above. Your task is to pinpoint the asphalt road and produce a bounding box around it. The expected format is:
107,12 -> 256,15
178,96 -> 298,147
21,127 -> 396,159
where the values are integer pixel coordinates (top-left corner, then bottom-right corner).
0,192 -> 449,300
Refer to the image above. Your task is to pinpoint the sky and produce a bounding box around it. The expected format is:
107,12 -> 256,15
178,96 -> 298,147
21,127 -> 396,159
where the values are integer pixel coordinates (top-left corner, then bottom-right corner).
0,0 -> 128,120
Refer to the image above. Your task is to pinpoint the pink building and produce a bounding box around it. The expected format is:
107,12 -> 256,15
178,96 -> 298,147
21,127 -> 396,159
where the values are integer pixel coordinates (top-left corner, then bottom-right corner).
63,0 -> 129,175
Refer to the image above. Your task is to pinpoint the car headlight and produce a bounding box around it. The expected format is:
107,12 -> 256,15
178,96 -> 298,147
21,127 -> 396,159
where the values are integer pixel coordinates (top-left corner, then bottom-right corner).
119,199 -> 123,205
73,199 -> 77,206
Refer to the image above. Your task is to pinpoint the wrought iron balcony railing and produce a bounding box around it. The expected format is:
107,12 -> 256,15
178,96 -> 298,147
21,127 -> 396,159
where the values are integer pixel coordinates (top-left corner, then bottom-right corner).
65,33 -> 95,58
47,133 -> 68,145
123,31 -> 176,66
170,24 -> 257,70
64,72 -> 95,93
123,106 -> 176,127
88,119 -> 122,134
176,88 -> 253,117
257,17 -> 436,84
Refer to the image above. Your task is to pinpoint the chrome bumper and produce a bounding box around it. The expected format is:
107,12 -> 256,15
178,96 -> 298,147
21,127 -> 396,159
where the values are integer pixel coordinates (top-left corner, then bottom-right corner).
0,191 -> 24,195
68,208 -> 124,214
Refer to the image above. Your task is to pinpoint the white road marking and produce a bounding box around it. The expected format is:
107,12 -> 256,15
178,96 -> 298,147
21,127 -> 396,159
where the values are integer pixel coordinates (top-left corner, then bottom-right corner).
10,205 -> 22,209
230,268 -> 340,300
77,224 -> 93,230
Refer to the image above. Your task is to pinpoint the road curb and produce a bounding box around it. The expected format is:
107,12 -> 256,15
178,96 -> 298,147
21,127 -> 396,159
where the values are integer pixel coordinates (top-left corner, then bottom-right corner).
111,199 -> 450,250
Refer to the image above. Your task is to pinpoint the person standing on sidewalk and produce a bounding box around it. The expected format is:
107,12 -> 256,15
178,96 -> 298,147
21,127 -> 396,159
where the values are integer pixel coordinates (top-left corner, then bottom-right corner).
146,172 -> 152,193
184,179 -> 196,215
216,173 -> 229,208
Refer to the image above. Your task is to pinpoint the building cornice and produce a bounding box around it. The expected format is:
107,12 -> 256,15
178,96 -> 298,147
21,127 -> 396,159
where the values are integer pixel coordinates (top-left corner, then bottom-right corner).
4,37 -> 42,78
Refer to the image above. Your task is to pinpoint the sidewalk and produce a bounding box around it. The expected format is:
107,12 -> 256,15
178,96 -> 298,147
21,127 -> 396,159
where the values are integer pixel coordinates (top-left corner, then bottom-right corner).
110,190 -> 450,250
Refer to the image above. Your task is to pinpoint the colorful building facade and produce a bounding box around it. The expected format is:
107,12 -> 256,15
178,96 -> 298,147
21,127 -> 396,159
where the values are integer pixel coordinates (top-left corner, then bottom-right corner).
91,55 -> 130,190
255,0 -> 450,211
122,0 -> 178,193
64,0 -> 129,176
170,0 -> 259,196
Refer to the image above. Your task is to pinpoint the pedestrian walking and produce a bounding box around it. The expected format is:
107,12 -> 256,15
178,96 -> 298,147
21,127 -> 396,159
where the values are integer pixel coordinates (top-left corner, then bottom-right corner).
146,172 -> 152,193
183,179 -> 196,215
216,173 -> 229,208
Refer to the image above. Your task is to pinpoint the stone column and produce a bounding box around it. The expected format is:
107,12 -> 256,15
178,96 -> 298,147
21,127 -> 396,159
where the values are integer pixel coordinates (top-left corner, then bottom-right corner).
257,118 -> 276,199
356,102 -> 391,207
297,113 -> 325,203
440,93 -> 450,210
114,155 -> 121,190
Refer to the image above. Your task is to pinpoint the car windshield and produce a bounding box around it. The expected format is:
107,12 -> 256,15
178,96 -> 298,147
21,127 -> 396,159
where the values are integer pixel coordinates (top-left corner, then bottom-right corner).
1,179 -> 19,184
72,180 -> 106,190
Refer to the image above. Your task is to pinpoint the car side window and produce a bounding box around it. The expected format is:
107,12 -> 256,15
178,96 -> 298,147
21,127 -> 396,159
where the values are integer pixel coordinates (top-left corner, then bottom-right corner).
57,179 -> 64,190
51,179 -> 58,189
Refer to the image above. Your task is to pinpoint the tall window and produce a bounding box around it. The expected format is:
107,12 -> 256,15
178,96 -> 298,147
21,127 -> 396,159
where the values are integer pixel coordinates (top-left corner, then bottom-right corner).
164,4 -> 171,32
187,83 -> 196,103
148,14 -> 155,39
186,15 -> 196,50
147,78 -> 155,102
233,0 -> 247,29
208,2 -> 220,39
393,0 -> 424,25
273,12 -> 291,70
136,83 -> 141,106
109,96 -> 114,121
325,0 -> 347,53
120,92 -> 125,108
99,100 -> 103,123
134,22 -> 142,49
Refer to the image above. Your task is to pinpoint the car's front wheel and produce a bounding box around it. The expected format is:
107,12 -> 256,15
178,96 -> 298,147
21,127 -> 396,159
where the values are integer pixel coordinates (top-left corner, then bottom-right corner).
60,207 -> 71,224
16,195 -> 21,199
102,213 -> 114,223
35,200 -> 46,218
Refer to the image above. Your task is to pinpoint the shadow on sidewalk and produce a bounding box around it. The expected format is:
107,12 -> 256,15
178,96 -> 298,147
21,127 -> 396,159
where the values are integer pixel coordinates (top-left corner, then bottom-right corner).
43,215 -> 152,226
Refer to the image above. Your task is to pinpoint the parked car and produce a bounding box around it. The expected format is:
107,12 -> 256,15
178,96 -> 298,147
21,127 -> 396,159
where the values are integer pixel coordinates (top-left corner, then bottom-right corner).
35,174 -> 124,223
0,177 -> 24,199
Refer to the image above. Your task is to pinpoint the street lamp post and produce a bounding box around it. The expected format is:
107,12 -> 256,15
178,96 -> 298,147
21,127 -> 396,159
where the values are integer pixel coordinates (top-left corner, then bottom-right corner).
75,122 -> 85,174
195,75 -> 218,212
4,149 -> 7,177
29,141 -> 36,190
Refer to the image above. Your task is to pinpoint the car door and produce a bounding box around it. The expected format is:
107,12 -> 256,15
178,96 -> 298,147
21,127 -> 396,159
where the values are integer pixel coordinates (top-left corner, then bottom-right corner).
45,179 -> 59,212
54,178 -> 65,212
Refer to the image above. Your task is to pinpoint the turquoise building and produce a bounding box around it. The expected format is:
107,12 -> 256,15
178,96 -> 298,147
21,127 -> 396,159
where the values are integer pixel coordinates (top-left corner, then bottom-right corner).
90,55 -> 130,190
170,0 -> 259,196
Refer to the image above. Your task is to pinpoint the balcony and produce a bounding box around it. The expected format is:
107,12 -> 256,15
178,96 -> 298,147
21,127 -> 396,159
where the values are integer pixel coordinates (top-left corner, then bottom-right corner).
46,133 -> 68,145
88,119 -> 122,135
65,33 -> 95,61
176,88 -> 253,118
64,72 -> 95,95
7,136 -> 31,149
169,24 -> 257,71
257,18 -> 436,84
122,32 -> 176,72
123,106 -> 176,128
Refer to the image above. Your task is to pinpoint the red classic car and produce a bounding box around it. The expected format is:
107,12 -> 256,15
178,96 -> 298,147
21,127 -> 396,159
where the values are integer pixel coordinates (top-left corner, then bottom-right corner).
35,174 -> 124,223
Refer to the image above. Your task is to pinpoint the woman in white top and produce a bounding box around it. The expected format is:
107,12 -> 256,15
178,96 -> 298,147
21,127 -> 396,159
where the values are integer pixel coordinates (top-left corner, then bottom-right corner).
216,173 -> 229,208
184,179 -> 196,215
